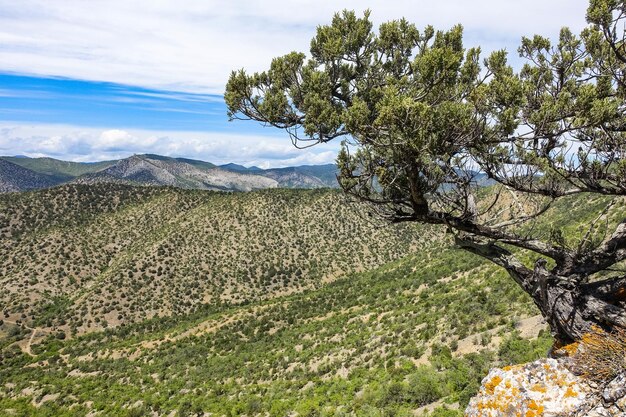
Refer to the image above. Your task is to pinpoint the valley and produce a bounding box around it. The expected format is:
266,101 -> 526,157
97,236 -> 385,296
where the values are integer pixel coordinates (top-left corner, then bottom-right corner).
1,183 -> 620,416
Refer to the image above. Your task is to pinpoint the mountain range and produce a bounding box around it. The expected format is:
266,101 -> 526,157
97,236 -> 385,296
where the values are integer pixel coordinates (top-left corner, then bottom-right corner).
0,159 -> 60,193
0,154 -> 340,193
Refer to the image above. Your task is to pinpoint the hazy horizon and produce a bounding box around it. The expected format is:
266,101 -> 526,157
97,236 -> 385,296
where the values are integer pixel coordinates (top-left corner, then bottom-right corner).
0,151 -> 339,169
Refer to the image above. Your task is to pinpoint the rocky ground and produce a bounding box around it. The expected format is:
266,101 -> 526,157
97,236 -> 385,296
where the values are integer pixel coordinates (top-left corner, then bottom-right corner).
466,356 -> 626,416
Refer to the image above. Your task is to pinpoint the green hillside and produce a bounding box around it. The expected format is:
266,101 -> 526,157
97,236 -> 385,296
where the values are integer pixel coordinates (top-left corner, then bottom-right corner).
0,185 -> 622,416
0,241 -> 550,417
0,156 -> 115,182
0,184 -> 426,336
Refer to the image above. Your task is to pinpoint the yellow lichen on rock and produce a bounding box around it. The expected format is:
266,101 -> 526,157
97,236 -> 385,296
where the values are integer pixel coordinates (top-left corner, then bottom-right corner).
561,342 -> 579,357
465,358 -> 591,417
484,375 -> 503,395
564,386 -> 578,398
530,383 -> 546,393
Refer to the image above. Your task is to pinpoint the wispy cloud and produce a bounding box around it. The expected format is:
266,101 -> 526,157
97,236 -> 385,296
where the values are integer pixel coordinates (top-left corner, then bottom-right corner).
0,1 -> 591,164
0,0 -> 589,94
120,90 -> 224,103
0,74 -> 231,131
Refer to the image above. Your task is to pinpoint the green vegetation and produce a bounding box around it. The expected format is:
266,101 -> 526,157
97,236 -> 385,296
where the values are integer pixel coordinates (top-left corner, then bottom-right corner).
0,232 -> 551,416
0,182 -> 620,416
1,156 -> 115,182
0,184 -> 424,335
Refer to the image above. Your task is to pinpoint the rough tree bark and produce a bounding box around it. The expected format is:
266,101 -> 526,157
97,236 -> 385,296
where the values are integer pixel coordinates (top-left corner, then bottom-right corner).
454,221 -> 626,346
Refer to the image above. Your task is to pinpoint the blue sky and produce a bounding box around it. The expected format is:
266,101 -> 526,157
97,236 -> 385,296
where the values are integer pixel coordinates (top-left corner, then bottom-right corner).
0,0 -> 589,166
0,74 -> 230,131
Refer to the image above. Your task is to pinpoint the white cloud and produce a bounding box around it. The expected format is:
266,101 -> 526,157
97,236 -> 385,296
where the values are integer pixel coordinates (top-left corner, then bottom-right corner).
96,129 -> 159,151
0,122 -> 340,167
0,2 -> 592,166
0,0 -> 590,94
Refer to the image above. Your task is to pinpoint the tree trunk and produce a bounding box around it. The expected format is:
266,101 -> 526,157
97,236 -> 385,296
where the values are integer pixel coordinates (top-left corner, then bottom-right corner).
455,235 -> 626,345
524,261 -> 626,345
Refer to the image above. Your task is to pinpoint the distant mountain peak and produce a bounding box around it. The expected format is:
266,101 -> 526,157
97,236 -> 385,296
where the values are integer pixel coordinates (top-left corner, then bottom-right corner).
0,154 -> 340,193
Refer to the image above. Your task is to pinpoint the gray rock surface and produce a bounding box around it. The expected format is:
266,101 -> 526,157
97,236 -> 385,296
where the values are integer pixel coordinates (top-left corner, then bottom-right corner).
466,358 -> 626,416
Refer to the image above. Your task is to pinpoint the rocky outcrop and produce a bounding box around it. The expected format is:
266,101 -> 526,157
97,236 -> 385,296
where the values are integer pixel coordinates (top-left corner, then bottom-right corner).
75,155 -> 279,191
466,358 -> 626,416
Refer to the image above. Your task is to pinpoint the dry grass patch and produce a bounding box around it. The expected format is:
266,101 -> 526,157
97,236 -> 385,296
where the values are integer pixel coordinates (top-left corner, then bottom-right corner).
571,326 -> 626,383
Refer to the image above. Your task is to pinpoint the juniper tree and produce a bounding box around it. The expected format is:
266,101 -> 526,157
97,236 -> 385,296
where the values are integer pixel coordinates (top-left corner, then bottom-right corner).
225,1 -> 626,344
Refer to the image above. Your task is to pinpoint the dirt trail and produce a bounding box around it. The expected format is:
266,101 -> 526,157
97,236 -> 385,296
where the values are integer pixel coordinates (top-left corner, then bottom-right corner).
3,319 -> 44,357
77,303 -> 281,362
25,328 -> 39,356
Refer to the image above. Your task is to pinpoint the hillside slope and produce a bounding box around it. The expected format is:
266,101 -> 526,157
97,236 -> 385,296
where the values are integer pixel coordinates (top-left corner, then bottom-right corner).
0,238 -> 549,417
0,156 -> 116,182
0,184 -> 427,336
74,155 -> 278,191
263,164 -> 338,188
1,186 -> 621,416
0,159 -> 60,192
